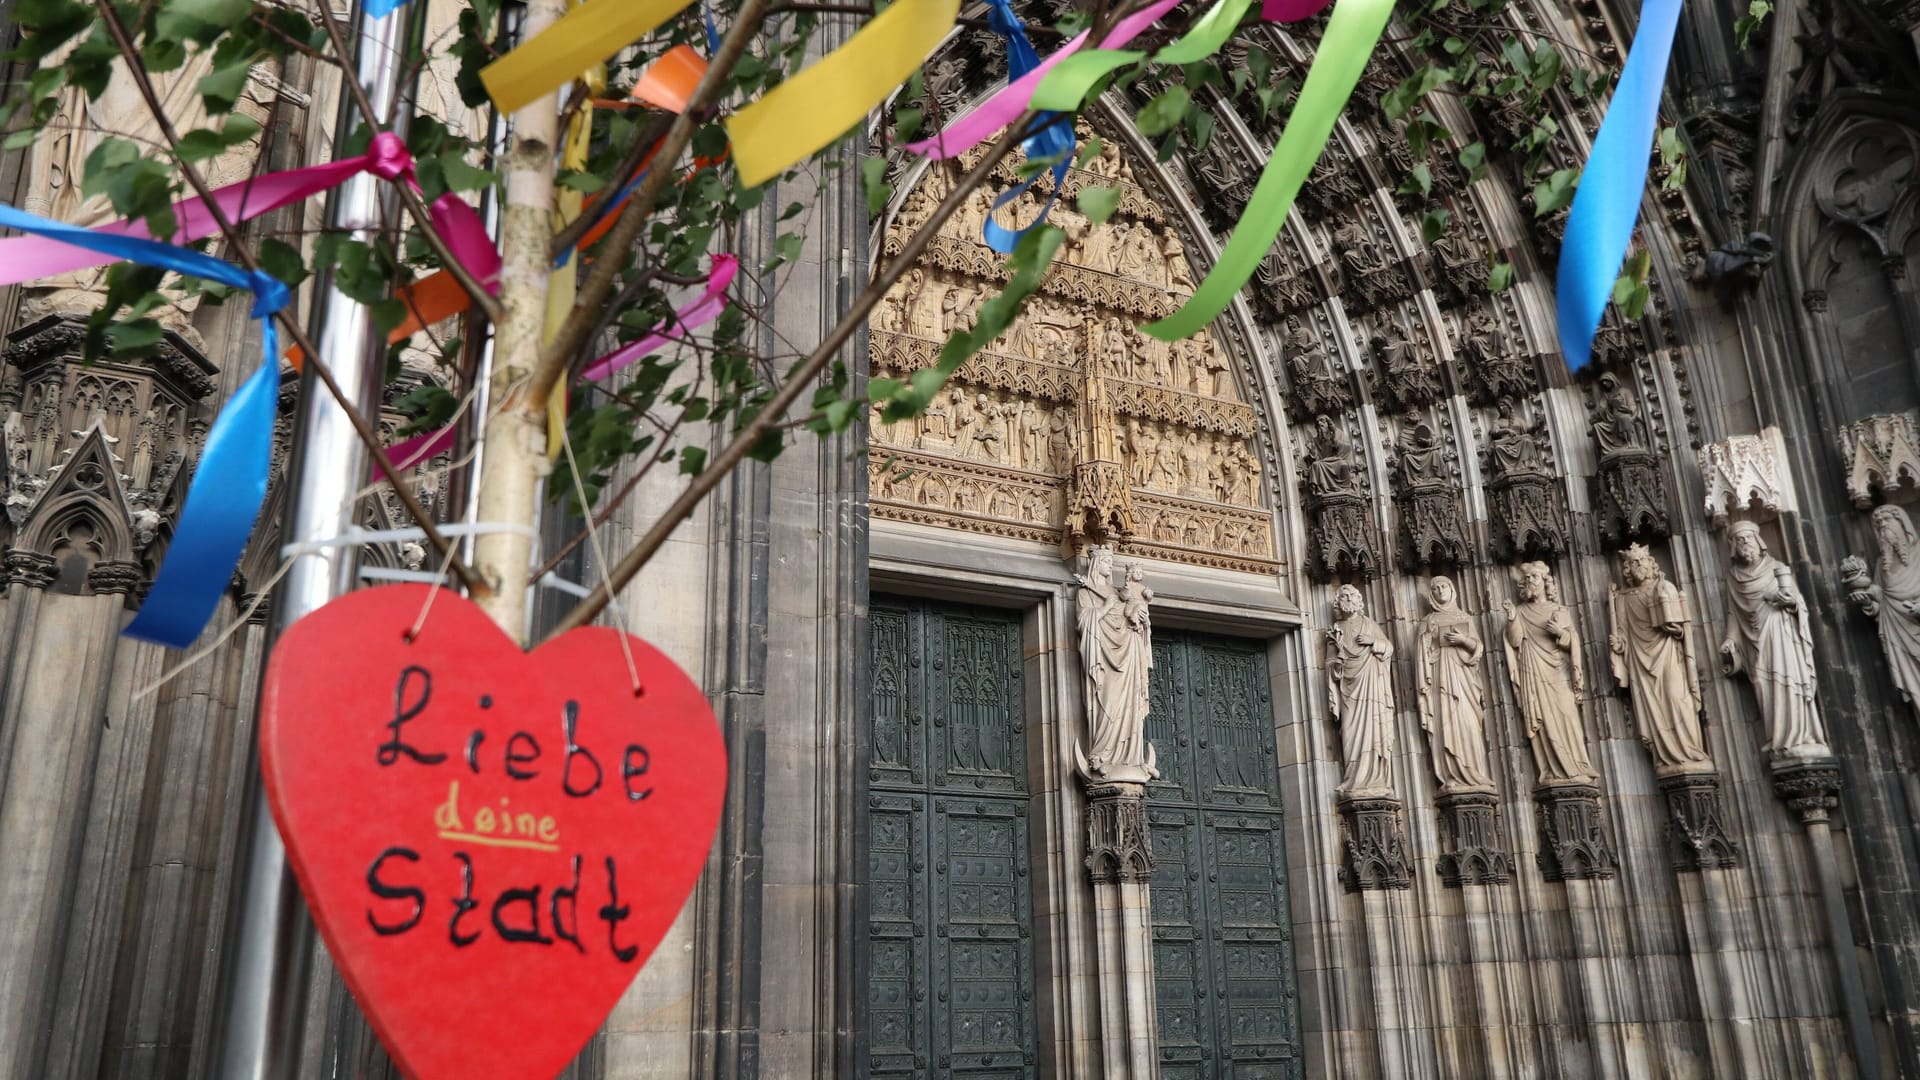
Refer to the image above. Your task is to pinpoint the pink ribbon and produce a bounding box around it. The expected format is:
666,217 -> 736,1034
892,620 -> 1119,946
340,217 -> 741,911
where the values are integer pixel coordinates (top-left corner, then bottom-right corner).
1262,0 -> 1334,19
580,254 -> 738,381
0,132 -> 497,285
379,424 -> 459,479
903,0 -> 1183,161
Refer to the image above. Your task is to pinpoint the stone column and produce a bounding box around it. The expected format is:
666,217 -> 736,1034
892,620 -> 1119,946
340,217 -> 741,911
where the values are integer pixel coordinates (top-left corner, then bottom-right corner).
1083,781 -> 1158,1079
1773,760 -> 1883,1080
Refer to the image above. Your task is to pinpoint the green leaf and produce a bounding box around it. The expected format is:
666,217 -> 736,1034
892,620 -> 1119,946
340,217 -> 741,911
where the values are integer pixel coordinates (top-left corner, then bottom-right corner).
197,59 -> 253,111
1457,141 -> 1488,183
678,446 -> 709,475
862,155 -> 891,216
1078,185 -> 1121,225
556,170 -> 605,193
440,156 -> 494,192
1383,64 -> 1451,120
1419,208 -> 1450,245
256,237 -> 309,289
1488,261 -> 1515,293
893,105 -> 924,144
1531,167 -> 1580,216
156,0 -> 252,44
1136,84 -> 1192,138
370,298 -> 410,337
1397,163 -> 1433,197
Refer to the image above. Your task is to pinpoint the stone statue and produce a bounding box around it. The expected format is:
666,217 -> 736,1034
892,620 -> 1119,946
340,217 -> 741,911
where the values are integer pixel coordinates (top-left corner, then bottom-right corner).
1303,416 -> 1364,500
1720,522 -> 1831,760
1503,561 -> 1598,785
1162,231 -> 1197,292
1326,585 -> 1396,797
1417,576 -> 1496,792
1591,374 -> 1646,458
1075,546 -> 1159,782
1844,504 -> 1920,720
1607,545 -> 1712,775
1487,399 -> 1549,479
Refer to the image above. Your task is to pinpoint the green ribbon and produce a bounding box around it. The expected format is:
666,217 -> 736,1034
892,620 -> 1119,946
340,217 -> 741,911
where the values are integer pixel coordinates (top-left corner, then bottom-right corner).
1032,0 -> 1256,113
1146,0 -> 1393,341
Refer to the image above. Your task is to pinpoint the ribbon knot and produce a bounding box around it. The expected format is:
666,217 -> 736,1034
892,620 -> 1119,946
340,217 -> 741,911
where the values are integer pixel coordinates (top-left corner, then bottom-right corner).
366,131 -> 413,182
248,270 -> 291,319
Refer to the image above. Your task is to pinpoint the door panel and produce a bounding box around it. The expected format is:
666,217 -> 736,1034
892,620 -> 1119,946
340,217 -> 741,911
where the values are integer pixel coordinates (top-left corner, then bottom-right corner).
1149,632 -> 1300,1080
868,598 -> 1037,1080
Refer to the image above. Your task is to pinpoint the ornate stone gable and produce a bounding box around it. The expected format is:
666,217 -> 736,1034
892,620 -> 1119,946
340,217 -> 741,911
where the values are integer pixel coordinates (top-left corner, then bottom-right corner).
1,317 -> 219,582
871,135 -> 1281,577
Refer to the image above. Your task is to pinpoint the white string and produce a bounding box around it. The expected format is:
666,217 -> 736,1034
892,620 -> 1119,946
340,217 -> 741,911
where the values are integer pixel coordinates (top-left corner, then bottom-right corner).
279,521 -> 539,560
406,529 -> 464,641
130,557 -> 299,702
558,415 -> 642,695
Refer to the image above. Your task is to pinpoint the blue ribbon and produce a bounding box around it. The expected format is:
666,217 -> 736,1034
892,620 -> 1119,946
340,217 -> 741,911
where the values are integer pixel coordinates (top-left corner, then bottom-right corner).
981,0 -> 1075,254
0,204 -> 290,649
1554,0 -> 1683,369
365,0 -> 406,18
702,0 -> 721,54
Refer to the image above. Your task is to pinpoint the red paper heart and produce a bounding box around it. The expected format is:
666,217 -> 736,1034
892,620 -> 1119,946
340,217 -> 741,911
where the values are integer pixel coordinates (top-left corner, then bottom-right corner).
260,585 -> 724,1079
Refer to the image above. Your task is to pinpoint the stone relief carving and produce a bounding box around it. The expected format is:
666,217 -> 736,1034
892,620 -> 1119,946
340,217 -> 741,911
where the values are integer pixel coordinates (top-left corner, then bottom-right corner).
1333,218 -> 1414,312
1843,504 -> 1920,726
1484,399 -> 1569,561
1699,431 -> 1791,525
1590,373 -> 1671,546
1370,319 -> 1443,413
1282,316 -> 1354,421
1607,545 -> 1713,776
1456,304 -> 1536,403
1326,585 -> 1396,797
1301,416 -> 1381,581
1721,522 -> 1833,762
1838,410 -> 1920,508
1503,561 -> 1599,786
1392,422 -> 1470,570
1417,575 -> 1496,793
1074,547 -> 1159,784
872,139 -> 1280,576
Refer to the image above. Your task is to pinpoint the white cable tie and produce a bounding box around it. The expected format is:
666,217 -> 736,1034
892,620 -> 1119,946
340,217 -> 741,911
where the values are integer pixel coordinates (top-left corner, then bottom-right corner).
361,567 -> 451,585
281,521 -> 539,561
537,571 -> 626,620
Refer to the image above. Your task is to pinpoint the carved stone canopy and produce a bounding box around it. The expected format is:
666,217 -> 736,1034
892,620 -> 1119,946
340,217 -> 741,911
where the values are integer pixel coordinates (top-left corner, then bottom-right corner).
2,317 -> 220,588
870,132 -> 1279,578
1699,429 -> 1794,525
1838,411 -> 1920,508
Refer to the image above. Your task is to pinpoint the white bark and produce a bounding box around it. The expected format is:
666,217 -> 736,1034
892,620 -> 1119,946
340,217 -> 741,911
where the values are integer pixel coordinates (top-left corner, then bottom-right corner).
471,0 -> 566,642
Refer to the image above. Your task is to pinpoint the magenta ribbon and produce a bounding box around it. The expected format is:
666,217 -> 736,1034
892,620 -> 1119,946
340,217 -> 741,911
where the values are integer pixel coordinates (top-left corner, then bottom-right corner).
0,132 -> 495,284
903,0 -> 1183,161
580,254 -> 738,381
1262,0 -> 1333,17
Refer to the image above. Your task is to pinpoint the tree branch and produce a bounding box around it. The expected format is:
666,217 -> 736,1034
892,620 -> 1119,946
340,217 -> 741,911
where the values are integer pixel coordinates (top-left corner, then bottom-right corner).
91,0 -> 491,597
523,0 -> 774,416
540,109 -> 1038,640
310,0 -> 507,322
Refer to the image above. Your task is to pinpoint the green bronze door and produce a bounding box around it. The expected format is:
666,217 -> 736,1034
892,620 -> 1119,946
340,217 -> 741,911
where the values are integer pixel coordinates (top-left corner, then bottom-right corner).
868,597 -> 1038,1080
1146,632 -> 1301,1080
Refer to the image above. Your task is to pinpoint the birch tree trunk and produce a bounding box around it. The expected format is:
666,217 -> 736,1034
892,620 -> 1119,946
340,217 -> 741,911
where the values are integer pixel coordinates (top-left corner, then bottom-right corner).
470,0 -> 566,642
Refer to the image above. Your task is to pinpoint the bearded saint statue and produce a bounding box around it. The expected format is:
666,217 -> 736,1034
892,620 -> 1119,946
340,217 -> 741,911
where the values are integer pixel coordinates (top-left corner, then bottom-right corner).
1844,504 -> 1920,726
1607,545 -> 1713,775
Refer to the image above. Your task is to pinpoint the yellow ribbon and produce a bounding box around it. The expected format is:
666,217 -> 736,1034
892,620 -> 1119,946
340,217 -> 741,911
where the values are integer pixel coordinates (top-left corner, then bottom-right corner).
725,0 -> 960,187
546,72 -> 599,460
480,0 -> 694,114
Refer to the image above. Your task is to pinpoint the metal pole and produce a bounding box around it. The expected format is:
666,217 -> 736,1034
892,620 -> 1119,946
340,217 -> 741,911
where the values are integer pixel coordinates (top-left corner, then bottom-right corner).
207,1 -> 423,1074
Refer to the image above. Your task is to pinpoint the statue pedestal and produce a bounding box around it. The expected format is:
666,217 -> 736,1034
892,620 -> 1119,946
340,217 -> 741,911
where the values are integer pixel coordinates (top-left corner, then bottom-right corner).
1434,789 -> 1512,887
1533,783 -> 1617,881
1336,793 -> 1412,891
1657,770 -> 1740,871
1083,781 -> 1158,1079
1768,759 -> 1880,1079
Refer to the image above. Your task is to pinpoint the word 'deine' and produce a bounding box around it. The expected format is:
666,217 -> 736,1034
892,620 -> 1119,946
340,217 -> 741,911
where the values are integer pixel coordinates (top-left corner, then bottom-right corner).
361,664 -> 657,959
377,664 -> 652,802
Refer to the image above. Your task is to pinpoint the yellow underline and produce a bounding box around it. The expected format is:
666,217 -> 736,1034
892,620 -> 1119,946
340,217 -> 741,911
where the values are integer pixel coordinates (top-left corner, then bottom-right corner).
437,831 -> 560,853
